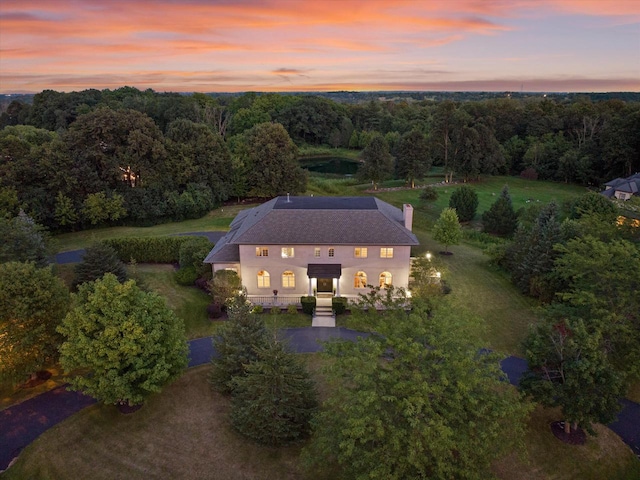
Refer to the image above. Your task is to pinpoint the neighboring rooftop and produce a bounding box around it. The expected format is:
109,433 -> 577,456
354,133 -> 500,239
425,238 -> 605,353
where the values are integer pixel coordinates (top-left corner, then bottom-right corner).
601,173 -> 640,199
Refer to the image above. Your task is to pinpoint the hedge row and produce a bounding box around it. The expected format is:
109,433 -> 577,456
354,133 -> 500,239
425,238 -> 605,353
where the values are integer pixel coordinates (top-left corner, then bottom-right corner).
103,236 -> 195,263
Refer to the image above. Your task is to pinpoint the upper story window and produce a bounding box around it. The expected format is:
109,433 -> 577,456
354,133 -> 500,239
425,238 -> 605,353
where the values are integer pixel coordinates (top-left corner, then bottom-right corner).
281,247 -> 295,258
355,247 -> 368,258
257,270 -> 270,288
314,248 -> 321,258
328,248 -> 335,257
380,247 -> 394,258
256,247 -> 269,257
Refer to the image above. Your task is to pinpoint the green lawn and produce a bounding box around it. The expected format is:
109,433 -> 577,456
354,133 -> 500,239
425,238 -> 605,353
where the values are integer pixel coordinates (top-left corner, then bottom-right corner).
133,264 -> 217,340
374,175 -> 588,223
4,365 -> 638,480
52,205 -> 249,253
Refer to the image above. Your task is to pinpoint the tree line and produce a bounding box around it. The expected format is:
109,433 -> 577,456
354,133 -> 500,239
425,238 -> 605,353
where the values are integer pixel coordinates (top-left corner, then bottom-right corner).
2,87 -> 639,231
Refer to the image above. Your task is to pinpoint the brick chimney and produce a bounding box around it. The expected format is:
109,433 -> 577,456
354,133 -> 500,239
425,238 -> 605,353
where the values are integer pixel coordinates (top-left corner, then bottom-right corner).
403,204 -> 413,231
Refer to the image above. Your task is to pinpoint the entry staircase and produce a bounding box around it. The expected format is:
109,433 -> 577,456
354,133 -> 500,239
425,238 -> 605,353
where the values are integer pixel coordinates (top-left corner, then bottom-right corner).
312,294 -> 335,327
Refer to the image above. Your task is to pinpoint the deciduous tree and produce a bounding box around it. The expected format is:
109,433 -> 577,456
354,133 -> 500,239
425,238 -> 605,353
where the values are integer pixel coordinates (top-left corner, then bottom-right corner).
233,122 -> 306,197
358,133 -> 393,190
396,130 -> 430,188
58,274 -> 188,406
304,302 -> 530,479
0,262 -> 70,383
432,207 -> 462,253
520,315 -> 624,436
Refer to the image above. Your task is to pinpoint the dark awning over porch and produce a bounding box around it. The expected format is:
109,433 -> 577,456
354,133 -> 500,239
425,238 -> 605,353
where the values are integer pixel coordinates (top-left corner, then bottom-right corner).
307,263 -> 342,278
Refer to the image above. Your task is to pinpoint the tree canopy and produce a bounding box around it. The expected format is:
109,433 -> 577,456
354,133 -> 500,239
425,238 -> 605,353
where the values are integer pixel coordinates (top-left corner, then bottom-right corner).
58,274 -> 188,406
432,207 -> 462,253
304,300 -> 530,479
0,262 -> 70,383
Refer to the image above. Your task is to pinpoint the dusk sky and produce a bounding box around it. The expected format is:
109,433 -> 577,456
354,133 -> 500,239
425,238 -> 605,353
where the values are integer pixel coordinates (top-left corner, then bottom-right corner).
1,0 -> 639,94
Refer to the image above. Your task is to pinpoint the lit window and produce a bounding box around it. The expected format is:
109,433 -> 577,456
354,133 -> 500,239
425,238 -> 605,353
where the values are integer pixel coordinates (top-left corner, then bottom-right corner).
354,271 -> 367,288
314,248 -> 321,258
380,247 -> 394,258
355,247 -> 368,258
257,270 -> 270,288
282,271 -> 295,288
328,248 -> 335,257
256,247 -> 269,257
281,247 -> 295,258
379,271 -> 392,288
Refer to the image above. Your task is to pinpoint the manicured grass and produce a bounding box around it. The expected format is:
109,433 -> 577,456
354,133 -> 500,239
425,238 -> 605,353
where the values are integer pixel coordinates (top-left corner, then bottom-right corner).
2,366 -> 305,480
492,405 -> 640,480
132,264 -> 217,340
4,365 -> 637,480
52,205 -> 250,253
374,175 -> 588,223
298,145 -> 360,160
407,227 -> 538,356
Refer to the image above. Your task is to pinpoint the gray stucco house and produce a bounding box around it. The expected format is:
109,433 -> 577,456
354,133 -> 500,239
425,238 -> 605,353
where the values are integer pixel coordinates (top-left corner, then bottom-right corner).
204,196 -> 419,305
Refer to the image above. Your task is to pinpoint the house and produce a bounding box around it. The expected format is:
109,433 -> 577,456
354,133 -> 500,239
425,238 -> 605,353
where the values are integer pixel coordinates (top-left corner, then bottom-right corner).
204,196 -> 419,306
601,174 -> 640,201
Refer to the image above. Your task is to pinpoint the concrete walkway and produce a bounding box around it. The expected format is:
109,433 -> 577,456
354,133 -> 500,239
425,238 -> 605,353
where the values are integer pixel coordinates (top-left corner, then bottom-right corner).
1,329 -> 638,472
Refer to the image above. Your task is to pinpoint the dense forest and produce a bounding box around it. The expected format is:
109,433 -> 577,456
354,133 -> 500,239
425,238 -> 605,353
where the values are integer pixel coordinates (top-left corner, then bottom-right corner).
1,87 -> 638,231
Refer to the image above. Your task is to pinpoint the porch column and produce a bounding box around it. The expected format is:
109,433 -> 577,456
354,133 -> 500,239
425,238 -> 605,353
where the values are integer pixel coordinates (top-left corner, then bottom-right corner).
336,278 -> 340,296
308,277 -> 312,296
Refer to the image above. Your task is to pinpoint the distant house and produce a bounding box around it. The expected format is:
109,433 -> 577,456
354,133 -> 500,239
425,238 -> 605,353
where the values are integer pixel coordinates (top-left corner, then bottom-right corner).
204,196 -> 419,305
601,174 -> 640,201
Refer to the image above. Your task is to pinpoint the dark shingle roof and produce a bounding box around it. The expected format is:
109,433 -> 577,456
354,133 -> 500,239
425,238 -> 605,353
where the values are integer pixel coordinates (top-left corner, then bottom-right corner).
205,196 -> 419,264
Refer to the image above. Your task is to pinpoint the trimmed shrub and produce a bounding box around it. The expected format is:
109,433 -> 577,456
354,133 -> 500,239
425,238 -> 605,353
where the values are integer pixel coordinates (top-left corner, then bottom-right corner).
420,186 -> 438,201
252,305 -> 264,314
332,297 -> 348,315
104,236 -> 192,263
287,304 -> 298,314
270,306 -> 281,315
175,266 -> 198,286
300,296 -> 316,315
178,236 -> 213,275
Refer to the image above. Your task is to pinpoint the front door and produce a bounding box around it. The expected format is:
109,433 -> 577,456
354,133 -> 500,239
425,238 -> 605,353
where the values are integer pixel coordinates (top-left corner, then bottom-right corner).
317,278 -> 333,293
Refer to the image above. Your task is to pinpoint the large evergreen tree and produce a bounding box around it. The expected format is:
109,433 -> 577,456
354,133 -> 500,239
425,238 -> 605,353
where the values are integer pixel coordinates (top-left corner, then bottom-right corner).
209,293 -> 270,395
482,185 -> 518,235
507,201 -> 562,299
73,242 -> 128,288
231,338 -> 318,446
58,274 -> 188,406
449,184 -> 479,222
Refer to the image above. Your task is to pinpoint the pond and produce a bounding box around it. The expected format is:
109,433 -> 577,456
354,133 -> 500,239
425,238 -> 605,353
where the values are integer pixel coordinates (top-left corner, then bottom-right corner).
300,156 -> 360,175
